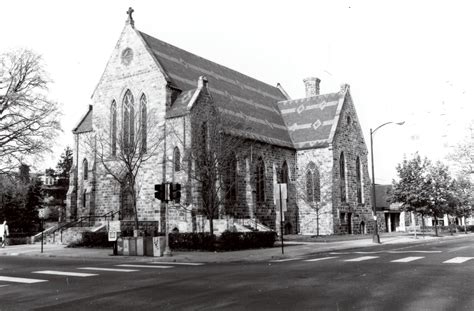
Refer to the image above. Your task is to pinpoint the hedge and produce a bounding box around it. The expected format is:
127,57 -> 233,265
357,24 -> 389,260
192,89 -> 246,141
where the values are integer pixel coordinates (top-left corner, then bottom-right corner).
68,232 -> 114,248
169,231 -> 277,251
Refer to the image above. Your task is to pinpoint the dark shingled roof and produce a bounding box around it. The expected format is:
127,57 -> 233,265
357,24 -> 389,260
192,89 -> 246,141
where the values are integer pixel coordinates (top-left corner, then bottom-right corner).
73,106 -> 93,134
277,92 -> 344,149
139,31 -> 293,148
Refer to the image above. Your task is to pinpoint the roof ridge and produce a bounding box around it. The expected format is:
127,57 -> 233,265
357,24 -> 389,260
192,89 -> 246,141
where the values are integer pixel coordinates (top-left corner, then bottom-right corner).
277,91 -> 341,104
139,31 -> 283,95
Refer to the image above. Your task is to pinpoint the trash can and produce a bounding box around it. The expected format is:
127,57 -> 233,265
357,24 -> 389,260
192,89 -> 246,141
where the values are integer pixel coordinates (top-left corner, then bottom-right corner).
129,238 -> 137,256
116,237 -> 123,256
136,237 -> 144,256
123,237 -> 130,256
144,237 -> 154,256
152,236 -> 166,257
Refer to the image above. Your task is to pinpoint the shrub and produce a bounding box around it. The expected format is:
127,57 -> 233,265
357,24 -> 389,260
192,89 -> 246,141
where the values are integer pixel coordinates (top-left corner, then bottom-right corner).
168,231 -> 277,251
68,231 -> 114,248
218,231 -> 277,251
169,232 -> 216,251
456,225 -> 474,233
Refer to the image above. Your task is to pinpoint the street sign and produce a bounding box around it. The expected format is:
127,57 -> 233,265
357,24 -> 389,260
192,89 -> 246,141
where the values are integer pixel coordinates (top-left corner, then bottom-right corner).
274,183 -> 288,213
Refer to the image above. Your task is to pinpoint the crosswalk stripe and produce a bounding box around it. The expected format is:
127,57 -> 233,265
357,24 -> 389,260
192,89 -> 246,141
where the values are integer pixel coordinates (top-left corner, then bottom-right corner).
0,276 -> 47,284
270,258 -> 302,263
0,284 -> 9,287
32,271 -> 98,277
391,256 -> 424,263
443,257 -> 474,264
116,264 -> 173,269
78,267 -> 138,272
345,256 -> 379,262
148,262 -> 204,266
305,256 -> 339,262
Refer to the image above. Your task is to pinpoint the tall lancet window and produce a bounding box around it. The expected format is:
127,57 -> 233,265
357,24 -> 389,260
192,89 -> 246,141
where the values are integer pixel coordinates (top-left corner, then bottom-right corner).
255,157 -> 265,203
340,152 -> 346,202
111,100 -> 117,156
140,94 -> 147,154
356,156 -> 363,203
122,90 -> 134,153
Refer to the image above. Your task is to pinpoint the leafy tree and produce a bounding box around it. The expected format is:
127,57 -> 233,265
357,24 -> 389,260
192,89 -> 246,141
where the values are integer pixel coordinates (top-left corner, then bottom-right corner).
448,177 -> 473,233
55,146 -> 73,186
0,49 -> 61,176
448,121 -> 474,177
391,154 -> 453,236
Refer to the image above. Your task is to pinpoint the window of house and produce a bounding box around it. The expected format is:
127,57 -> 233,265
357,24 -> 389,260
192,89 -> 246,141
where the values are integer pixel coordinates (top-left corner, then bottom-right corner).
83,192 -> 87,208
255,157 -> 265,203
174,147 -> 181,172
140,94 -> 147,154
83,159 -> 88,180
122,90 -> 134,153
340,152 -> 346,202
111,100 -> 117,156
340,212 -> 346,223
356,156 -> 363,203
306,170 -> 314,201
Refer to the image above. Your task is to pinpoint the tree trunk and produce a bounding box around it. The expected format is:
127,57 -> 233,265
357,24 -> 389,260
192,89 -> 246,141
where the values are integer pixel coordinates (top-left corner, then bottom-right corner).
132,188 -> 139,237
209,216 -> 214,235
433,215 -> 438,237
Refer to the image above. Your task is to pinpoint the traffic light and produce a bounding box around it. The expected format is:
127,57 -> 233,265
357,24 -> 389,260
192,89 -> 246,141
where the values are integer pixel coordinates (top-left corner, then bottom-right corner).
154,184 -> 165,201
170,183 -> 181,203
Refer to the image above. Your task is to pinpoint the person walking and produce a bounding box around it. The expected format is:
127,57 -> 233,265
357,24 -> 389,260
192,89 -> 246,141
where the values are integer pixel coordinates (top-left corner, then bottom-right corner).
0,221 -> 9,248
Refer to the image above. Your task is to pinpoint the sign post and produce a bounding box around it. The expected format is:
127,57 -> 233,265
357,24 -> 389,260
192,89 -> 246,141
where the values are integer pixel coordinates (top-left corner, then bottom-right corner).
38,208 -> 45,253
275,183 -> 287,255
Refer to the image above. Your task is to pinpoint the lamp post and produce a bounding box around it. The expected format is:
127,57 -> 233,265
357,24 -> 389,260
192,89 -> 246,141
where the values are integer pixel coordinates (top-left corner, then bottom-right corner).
370,121 -> 405,244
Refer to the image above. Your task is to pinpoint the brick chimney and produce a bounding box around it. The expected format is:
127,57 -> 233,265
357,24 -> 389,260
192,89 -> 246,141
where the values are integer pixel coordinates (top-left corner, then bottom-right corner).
303,77 -> 321,97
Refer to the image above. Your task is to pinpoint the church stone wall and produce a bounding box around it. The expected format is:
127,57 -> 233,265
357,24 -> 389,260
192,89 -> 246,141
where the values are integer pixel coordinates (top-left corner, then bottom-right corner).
296,147 -> 334,235
88,24 -> 169,226
331,92 -> 374,235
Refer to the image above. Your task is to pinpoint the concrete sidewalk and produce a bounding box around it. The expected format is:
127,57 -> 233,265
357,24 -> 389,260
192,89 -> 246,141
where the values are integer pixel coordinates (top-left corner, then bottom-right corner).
0,233 -> 471,263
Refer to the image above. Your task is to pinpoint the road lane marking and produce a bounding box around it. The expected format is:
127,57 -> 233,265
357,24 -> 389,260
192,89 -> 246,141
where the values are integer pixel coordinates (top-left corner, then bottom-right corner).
344,256 -> 379,262
78,267 -> 138,272
0,284 -> 8,287
148,262 -> 204,266
116,264 -> 173,269
32,271 -> 98,277
388,251 -> 442,254
443,257 -> 474,264
269,258 -> 302,262
0,276 -> 47,284
391,256 -> 424,263
305,256 -> 339,262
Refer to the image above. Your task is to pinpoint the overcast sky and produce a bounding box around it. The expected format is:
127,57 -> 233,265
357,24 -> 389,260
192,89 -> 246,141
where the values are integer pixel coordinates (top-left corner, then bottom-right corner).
1,0 -> 473,183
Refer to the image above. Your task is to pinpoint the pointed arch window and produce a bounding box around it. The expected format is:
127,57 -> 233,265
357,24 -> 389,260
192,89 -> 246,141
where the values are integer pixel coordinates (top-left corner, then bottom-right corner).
111,100 -> 117,156
140,94 -> 147,154
225,153 -> 238,213
340,152 -> 346,202
83,159 -> 88,181
306,162 -> 321,202
281,161 -> 289,184
122,90 -> 134,153
356,156 -> 363,203
174,147 -> 181,172
255,157 -> 265,203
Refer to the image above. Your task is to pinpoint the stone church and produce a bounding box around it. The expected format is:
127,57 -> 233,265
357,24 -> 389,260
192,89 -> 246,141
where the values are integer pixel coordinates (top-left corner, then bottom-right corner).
66,9 -> 375,236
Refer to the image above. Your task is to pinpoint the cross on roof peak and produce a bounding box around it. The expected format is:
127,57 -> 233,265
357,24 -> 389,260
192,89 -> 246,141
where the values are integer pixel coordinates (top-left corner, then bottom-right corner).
126,7 -> 135,28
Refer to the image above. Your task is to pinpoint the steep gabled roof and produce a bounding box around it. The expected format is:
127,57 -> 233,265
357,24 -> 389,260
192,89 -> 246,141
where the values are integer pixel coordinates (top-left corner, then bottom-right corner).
73,105 -> 93,134
139,31 -> 293,148
277,91 -> 346,150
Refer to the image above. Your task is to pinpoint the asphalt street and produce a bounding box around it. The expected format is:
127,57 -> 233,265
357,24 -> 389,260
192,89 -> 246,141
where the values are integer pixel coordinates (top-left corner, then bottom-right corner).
0,236 -> 473,310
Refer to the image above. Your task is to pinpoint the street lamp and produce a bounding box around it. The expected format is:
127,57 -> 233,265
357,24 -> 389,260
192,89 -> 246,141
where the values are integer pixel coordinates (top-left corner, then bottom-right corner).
370,121 -> 405,244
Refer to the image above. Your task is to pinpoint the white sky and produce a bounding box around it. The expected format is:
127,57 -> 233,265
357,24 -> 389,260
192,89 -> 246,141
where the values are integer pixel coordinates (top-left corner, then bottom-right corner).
1,0 -> 473,183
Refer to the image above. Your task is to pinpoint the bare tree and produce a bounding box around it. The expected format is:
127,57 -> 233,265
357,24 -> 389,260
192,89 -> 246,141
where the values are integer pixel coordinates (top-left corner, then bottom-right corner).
0,49 -> 61,175
91,92 -> 165,233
